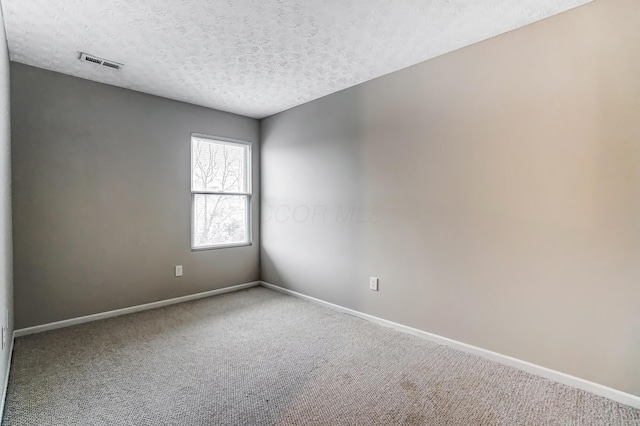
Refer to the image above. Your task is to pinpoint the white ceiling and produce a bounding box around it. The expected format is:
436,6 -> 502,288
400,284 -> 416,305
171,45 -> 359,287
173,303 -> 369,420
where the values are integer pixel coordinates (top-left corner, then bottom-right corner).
1,0 -> 592,119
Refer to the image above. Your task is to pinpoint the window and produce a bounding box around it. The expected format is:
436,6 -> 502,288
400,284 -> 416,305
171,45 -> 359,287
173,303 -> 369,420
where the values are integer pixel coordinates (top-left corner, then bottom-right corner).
191,135 -> 251,249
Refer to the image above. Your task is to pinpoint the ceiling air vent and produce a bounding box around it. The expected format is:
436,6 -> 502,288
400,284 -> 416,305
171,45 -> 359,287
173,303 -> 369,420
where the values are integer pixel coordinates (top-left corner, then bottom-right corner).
79,53 -> 123,71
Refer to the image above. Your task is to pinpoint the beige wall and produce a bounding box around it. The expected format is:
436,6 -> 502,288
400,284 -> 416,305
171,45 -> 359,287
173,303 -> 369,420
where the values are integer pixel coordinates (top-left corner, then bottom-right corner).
261,0 -> 640,395
11,63 -> 260,329
0,4 -> 13,399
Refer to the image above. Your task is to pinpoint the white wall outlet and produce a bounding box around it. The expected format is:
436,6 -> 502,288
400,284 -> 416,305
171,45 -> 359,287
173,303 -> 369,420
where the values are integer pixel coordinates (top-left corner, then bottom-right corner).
369,276 -> 379,291
1,309 -> 6,350
175,265 -> 183,277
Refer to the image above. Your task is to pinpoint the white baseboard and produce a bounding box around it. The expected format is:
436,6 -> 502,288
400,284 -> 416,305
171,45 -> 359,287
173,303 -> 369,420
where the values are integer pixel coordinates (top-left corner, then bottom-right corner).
14,281 -> 261,338
0,332 -> 14,423
260,281 -> 640,410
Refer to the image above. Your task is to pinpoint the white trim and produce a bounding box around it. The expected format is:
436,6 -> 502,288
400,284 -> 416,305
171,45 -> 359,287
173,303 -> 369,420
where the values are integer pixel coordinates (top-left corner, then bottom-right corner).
14,281 -> 261,337
0,332 -> 14,422
260,281 -> 640,410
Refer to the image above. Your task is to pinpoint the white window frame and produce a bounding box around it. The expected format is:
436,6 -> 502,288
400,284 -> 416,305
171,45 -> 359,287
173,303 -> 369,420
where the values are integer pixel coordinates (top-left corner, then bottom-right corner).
190,133 -> 252,251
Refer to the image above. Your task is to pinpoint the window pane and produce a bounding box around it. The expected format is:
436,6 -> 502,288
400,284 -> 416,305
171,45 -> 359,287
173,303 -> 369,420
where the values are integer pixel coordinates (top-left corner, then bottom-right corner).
193,194 -> 248,247
191,137 -> 248,193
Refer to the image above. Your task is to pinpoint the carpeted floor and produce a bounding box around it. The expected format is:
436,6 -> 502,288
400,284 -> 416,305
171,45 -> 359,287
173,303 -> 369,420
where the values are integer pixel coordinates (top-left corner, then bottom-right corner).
3,286 -> 640,425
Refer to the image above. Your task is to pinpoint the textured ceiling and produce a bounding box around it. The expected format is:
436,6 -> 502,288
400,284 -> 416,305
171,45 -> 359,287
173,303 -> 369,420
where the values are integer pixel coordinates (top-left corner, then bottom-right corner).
1,0 -> 592,119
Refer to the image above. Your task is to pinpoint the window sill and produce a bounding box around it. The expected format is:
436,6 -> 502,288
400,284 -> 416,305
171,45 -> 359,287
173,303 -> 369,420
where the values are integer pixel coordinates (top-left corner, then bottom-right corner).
191,242 -> 253,252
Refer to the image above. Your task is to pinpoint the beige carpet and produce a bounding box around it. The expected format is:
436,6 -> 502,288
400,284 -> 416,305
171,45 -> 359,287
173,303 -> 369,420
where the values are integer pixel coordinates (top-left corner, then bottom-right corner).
3,286 -> 639,425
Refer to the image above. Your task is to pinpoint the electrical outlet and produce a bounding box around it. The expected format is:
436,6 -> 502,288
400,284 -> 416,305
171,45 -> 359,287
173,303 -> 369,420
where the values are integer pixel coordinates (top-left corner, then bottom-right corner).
175,265 -> 183,277
1,310 -> 6,350
369,277 -> 379,291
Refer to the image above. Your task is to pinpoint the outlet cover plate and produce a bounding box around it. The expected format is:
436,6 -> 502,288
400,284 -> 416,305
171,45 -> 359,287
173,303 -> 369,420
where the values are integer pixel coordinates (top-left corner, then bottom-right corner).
369,277 -> 379,291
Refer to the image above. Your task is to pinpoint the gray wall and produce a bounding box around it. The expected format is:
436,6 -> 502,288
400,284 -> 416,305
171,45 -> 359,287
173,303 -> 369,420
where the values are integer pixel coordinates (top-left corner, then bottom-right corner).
11,63 -> 260,329
261,0 -> 640,396
0,5 -> 13,399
